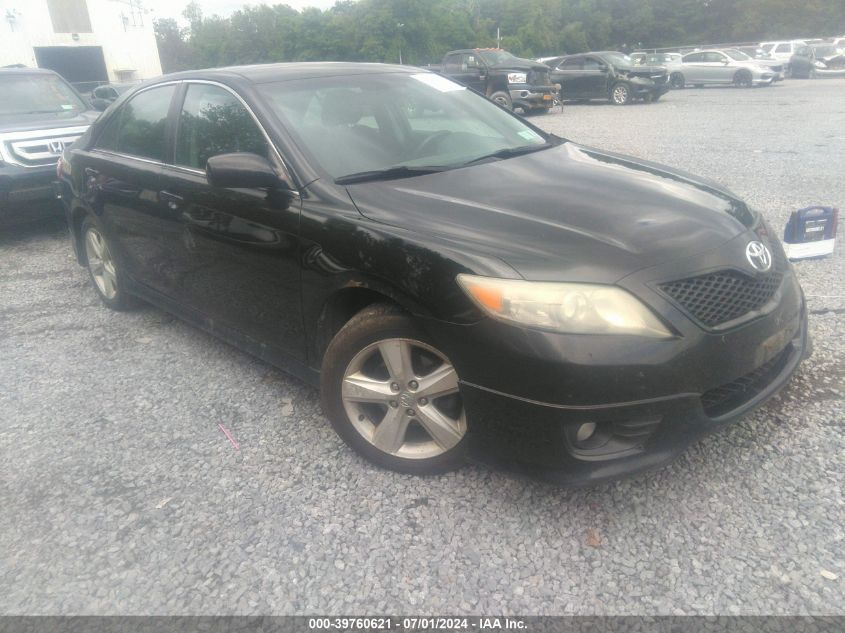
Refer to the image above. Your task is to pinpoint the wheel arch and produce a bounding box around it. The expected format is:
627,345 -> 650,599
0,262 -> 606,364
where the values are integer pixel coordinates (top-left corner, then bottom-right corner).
311,281 -> 428,365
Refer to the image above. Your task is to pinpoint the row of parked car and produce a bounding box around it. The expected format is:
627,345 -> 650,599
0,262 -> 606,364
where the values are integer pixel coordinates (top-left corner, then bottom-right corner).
434,35 -> 845,112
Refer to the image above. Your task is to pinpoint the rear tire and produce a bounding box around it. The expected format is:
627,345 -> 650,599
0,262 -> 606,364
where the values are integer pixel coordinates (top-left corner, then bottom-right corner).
321,303 -> 469,475
488,90 -> 513,110
80,216 -> 137,311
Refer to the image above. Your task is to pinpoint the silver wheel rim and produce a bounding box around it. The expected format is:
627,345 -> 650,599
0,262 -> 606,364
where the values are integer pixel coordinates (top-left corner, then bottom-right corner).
612,85 -> 628,103
493,95 -> 510,109
84,227 -> 118,300
341,338 -> 466,460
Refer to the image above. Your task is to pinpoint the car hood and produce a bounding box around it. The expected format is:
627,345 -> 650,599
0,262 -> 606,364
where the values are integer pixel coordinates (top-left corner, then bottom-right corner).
625,64 -> 667,75
0,109 -> 99,134
346,142 -> 755,283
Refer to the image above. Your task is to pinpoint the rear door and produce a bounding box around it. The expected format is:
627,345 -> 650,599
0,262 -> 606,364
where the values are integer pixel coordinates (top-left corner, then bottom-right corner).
79,83 -> 178,288
552,56 -> 585,98
156,81 -> 306,360
681,52 -> 708,83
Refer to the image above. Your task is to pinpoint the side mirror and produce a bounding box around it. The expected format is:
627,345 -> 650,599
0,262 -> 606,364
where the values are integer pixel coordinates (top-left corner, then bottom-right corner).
723,60 -> 730,65
90,98 -> 110,112
206,153 -> 284,189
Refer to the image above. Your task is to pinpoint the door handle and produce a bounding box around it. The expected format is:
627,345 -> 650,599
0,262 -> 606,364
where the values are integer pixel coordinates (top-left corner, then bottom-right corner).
160,190 -> 184,211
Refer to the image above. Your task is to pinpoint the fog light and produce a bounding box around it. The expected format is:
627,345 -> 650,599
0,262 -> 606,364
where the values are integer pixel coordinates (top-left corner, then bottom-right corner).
576,422 -> 597,444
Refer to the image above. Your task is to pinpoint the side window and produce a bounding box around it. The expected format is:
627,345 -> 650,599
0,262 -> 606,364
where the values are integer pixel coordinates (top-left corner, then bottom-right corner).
683,53 -> 703,63
796,47 -> 810,56
775,43 -> 791,53
582,57 -> 603,70
705,52 -> 725,63
560,57 -> 583,70
462,54 -> 482,71
443,54 -> 461,74
95,85 -> 175,161
174,84 -> 269,170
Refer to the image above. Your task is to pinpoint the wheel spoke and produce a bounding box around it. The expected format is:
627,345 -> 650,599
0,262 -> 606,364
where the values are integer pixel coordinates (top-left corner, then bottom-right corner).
101,270 -> 116,297
371,407 -> 411,454
378,340 -> 413,383
86,231 -> 103,259
342,372 -> 394,403
415,363 -> 460,399
415,405 -> 463,451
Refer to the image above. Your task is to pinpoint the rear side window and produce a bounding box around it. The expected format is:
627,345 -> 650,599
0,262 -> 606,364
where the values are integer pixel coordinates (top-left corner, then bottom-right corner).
174,84 -> 269,170
443,55 -> 462,74
683,53 -> 704,63
775,44 -> 791,53
95,85 -> 176,161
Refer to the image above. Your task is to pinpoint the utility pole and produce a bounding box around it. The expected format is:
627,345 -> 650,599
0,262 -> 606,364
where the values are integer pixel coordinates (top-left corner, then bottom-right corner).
497,27 -> 501,48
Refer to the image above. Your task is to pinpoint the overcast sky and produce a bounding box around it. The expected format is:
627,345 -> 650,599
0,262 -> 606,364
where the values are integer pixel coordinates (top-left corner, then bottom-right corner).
141,0 -> 340,23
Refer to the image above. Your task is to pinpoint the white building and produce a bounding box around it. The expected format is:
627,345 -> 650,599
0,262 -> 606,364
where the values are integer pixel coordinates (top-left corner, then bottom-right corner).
1,0 -> 162,87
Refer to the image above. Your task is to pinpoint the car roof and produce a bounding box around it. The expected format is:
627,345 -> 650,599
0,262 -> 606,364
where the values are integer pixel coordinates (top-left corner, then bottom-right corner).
151,62 -> 418,86
0,67 -> 59,76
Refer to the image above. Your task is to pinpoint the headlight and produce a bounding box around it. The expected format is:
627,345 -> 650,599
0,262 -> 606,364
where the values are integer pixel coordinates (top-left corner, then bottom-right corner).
507,72 -> 527,84
813,60 -> 827,68
457,274 -> 673,338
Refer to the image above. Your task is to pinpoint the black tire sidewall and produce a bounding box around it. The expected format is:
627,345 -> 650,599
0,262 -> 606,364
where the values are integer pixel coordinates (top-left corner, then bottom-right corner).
320,305 -> 468,475
80,215 -> 135,311
488,90 -> 513,111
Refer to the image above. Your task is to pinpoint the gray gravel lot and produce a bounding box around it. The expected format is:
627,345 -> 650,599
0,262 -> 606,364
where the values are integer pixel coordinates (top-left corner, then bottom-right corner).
1,78 -> 843,616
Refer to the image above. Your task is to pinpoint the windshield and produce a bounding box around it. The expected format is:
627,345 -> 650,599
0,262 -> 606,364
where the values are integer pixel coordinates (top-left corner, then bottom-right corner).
260,72 -> 550,181
813,46 -> 836,56
477,50 -> 520,65
602,52 -> 633,68
0,73 -> 86,116
724,49 -> 751,61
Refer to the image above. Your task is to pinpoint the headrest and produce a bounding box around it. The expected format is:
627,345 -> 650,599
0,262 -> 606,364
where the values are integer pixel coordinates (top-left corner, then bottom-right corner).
321,90 -> 364,126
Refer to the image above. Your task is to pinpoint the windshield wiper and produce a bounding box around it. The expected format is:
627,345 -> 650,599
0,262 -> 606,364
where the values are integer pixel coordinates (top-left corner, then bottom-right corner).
461,141 -> 556,166
335,165 -> 447,185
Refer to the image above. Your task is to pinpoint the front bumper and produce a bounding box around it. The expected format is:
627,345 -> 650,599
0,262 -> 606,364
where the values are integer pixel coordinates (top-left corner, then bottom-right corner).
0,162 -> 63,226
509,85 -> 557,109
628,77 -> 670,98
420,235 -> 809,485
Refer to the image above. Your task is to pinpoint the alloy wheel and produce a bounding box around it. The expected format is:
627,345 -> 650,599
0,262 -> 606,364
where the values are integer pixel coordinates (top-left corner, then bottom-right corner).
84,227 -> 118,300
612,84 -> 629,104
341,338 -> 466,459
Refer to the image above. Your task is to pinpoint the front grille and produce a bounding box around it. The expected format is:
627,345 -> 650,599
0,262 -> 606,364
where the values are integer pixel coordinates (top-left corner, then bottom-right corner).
771,64 -> 783,72
651,73 -> 668,84
700,345 -> 793,417
658,250 -> 786,328
0,126 -> 87,168
528,69 -> 551,86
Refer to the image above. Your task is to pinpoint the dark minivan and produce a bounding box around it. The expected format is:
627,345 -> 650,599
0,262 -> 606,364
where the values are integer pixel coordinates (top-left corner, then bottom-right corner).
59,63 -> 808,484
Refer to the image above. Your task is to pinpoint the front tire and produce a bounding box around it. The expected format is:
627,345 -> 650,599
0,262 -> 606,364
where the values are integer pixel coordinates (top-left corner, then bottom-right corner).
488,90 -> 513,110
610,82 -> 631,105
321,304 -> 469,475
733,69 -> 753,88
670,72 -> 685,89
81,216 -> 136,310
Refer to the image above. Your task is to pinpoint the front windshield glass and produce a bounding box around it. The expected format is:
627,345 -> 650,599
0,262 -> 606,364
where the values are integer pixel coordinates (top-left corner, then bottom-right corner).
813,46 -> 836,56
260,72 -> 550,181
477,50 -> 520,65
725,49 -> 751,61
0,73 -> 86,116
602,52 -> 633,68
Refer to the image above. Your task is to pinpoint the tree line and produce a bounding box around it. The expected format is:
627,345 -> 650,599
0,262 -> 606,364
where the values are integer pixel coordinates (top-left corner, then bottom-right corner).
154,0 -> 845,72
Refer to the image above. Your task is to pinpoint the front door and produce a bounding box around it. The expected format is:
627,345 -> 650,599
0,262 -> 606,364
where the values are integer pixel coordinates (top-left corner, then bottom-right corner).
157,82 -> 306,360
581,56 -> 611,97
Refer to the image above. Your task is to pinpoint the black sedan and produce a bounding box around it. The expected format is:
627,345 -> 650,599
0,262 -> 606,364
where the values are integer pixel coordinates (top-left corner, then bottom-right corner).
58,63 -> 808,485
545,52 -> 670,104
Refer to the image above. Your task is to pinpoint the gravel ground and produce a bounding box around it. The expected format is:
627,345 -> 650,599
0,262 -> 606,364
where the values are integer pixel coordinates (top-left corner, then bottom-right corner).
1,78 -> 843,616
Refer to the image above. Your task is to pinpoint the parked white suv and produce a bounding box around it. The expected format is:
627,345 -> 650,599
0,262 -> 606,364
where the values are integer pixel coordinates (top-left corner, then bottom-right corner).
760,40 -> 808,73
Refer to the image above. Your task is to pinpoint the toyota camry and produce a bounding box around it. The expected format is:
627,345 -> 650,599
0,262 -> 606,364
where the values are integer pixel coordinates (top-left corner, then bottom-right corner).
58,63 -> 809,484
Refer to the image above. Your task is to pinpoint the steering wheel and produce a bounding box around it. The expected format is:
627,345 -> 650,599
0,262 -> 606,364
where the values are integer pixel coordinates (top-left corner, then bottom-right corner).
413,131 -> 451,157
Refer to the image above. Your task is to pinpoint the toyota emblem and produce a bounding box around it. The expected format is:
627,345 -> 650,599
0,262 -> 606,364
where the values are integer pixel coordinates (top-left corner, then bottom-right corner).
746,241 -> 772,272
